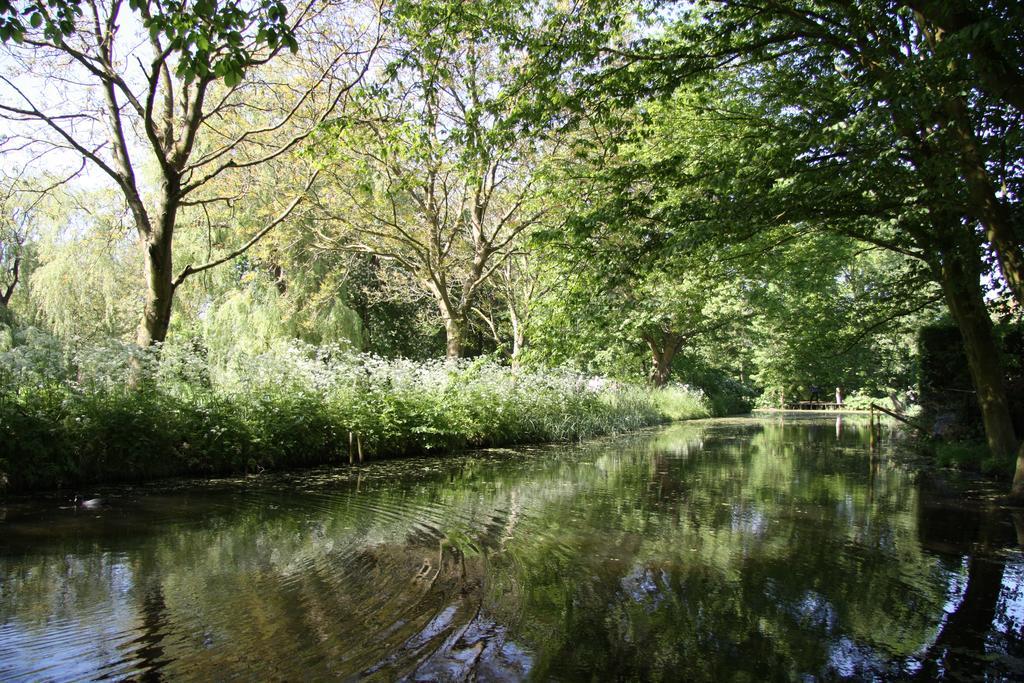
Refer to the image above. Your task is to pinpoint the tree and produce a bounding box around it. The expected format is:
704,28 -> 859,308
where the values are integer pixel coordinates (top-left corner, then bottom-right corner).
314,2 -> 549,357
21,186 -> 143,340
0,0 -> 383,346
566,0 -> 1024,498
490,247 -> 552,364
532,220 -> 751,387
748,235 -> 942,403
0,176 -> 31,308
901,0 -> 1024,307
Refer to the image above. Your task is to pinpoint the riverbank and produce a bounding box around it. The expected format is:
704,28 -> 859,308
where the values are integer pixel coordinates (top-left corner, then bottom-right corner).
0,341 -> 711,493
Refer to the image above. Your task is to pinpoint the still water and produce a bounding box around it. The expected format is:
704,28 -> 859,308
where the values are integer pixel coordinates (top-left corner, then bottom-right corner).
1,415 -> 1022,681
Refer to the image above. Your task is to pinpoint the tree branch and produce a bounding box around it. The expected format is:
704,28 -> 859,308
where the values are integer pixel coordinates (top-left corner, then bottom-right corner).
173,171 -> 319,287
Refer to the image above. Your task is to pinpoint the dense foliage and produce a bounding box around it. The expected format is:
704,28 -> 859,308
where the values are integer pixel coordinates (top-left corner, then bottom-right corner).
0,333 -> 713,490
1,0 -> 1022,493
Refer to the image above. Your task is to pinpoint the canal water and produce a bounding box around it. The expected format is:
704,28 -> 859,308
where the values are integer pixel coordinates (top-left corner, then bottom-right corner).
1,415 -> 1022,681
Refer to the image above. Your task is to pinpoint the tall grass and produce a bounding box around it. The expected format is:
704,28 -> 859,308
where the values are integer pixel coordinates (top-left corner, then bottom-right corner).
0,335 -> 709,492
652,383 -> 712,421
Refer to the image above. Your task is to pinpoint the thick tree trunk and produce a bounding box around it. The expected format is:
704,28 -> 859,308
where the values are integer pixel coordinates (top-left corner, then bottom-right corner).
136,193 -> 178,347
137,234 -> 175,346
443,314 -> 465,359
944,95 -> 1024,308
908,9 -> 1024,308
426,280 -> 467,359
645,332 -> 682,388
650,354 -> 672,387
938,249 -> 1019,464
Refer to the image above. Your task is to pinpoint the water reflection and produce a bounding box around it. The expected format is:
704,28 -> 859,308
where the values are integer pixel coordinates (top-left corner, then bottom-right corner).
0,415 -> 1021,681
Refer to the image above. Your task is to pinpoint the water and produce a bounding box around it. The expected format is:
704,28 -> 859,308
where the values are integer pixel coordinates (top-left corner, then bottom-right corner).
1,415 -> 1022,681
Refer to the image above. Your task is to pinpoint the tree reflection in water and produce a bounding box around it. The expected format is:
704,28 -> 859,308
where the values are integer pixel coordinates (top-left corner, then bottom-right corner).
0,415 -> 1021,681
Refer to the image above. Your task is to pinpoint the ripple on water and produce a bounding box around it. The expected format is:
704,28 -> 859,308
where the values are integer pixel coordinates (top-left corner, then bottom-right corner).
2,419 -> 1023,681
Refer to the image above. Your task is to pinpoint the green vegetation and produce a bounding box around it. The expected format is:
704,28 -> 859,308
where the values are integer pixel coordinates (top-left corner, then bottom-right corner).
650,384 -> 712,422
0,335 -> 716,491
1,0 -> 1022,496
933,440 -> 1018,479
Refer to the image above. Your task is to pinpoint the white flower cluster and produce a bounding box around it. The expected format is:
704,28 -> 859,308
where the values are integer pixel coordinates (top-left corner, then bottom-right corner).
1,334 -> 672,449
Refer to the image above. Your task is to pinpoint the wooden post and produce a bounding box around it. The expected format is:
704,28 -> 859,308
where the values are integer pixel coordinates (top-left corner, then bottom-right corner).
869,402 -> 930,435
357,433 -> 364,463
869,406 -> 876,451
348,431 -> 354,465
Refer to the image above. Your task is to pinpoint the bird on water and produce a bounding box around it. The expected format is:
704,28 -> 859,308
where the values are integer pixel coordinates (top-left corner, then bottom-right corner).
73,495 -> 102,510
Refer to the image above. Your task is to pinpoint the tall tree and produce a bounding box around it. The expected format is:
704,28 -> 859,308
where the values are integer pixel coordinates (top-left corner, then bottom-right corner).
0,177 -> 30,308
315,1 -> 549,357
570,0 -> 1024,499
0,0 -> 383,346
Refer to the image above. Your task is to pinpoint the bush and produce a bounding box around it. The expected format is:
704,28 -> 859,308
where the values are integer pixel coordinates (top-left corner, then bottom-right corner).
653,383 -> 712,421
933,440 -> 1015,479
702,376 -> 756,416
841,390 -> 920,413
0,336 -> 700,492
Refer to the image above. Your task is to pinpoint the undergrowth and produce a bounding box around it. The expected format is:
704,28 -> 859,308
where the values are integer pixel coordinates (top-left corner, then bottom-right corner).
933,440 -> 1016,479
652,383 -> 712,421
0,335 -> 709,491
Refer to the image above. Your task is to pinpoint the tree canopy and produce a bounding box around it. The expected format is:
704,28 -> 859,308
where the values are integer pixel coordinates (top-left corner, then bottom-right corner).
2,0 -> 1022,496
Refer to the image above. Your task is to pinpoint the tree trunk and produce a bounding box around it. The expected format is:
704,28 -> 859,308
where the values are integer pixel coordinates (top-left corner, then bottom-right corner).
908,9 -> 1024,308
136,195 -> 178,347
943,95 -> 1024,309
1,256 -> 18,306
426,279 -> 466,359
511,326 -> 526,365
443,314 -> 464,359
509,307 -> 527,367
1012,442 -> 1024,505
137,234 -> 175,346
938,249 -> 1019,464
645,332 -> 681,388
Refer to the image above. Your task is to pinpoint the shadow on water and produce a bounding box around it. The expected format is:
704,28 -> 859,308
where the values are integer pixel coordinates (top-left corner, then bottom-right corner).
0,414 -> 1021,681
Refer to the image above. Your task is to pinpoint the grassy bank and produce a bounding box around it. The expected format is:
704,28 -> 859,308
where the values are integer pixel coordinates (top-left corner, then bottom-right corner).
931,440 -> 1018,479
0,339 -> 710,492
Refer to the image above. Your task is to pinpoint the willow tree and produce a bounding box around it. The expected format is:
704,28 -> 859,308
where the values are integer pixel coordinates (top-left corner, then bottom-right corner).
0,0 -> 383,346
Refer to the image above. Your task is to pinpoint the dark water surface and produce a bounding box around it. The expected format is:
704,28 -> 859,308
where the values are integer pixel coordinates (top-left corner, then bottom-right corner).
2,415 -> 1023,681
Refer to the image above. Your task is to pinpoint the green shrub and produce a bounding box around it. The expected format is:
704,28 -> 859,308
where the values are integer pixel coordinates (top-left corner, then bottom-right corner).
934,440 -> 1016,479
652,384 -> 712,421
842,391 -> 893,411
